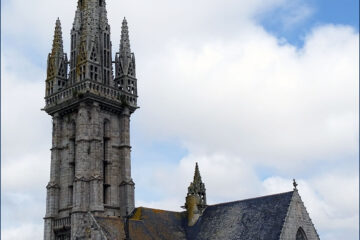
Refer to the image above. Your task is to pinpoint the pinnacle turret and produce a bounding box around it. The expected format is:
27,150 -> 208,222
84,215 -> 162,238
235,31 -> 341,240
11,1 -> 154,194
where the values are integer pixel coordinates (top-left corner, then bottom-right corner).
114,17 -> 137,97
51,18 -> 64,57
45,18 -> 68,96
120,18 -> 131,57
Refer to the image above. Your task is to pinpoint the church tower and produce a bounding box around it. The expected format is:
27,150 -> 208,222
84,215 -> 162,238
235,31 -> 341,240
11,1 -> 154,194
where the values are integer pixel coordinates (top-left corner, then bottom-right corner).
43,0 -> 138,239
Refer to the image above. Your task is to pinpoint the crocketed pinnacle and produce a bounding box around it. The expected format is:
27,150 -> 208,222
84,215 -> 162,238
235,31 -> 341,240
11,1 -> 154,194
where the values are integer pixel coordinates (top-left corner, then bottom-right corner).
187,163 -> 206,199
51,18 -> 64,57
120,17 -> 131,56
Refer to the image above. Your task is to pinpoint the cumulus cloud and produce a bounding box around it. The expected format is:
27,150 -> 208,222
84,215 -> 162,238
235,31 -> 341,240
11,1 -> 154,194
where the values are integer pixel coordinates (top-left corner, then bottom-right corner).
137,24 -> 358,172
2,0 -> 358,240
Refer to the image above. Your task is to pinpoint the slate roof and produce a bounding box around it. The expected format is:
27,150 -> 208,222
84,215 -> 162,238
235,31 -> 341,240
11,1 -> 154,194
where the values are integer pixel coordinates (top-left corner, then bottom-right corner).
187,191 -> 294,240
95,216 -> 126,240
96,191 -> 294,240
128,208 -> 187,240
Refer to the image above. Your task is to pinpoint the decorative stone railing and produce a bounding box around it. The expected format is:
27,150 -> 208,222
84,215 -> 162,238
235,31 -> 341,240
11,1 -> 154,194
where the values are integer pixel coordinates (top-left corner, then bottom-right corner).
53,217 -> 71,230
45,80 -> 137,108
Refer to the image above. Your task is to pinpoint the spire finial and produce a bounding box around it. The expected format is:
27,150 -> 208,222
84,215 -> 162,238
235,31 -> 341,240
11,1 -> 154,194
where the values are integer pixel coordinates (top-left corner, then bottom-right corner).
293,179 -> 298,190
51,18 -> 64,57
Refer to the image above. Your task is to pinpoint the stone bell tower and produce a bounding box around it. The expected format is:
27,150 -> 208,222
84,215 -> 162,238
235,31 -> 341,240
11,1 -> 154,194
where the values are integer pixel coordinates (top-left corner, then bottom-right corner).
43,0 -> 138,239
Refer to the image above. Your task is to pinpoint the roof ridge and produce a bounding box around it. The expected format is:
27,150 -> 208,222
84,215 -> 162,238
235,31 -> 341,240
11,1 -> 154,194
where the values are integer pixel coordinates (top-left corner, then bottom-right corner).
208,191 -> 294,207
136,206 -> 184,214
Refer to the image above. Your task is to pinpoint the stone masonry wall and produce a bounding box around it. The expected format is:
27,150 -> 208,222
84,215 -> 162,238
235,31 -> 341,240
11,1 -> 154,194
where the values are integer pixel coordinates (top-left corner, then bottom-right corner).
279,190 -> 320,240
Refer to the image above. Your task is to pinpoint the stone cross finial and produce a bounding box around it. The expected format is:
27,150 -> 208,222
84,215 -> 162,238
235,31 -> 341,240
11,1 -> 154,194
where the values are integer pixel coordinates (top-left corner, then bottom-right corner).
293,179 -> 298,190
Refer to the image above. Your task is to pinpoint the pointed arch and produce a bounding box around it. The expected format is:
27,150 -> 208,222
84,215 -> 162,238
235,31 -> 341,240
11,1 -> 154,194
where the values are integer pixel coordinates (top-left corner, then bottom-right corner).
58,61 -> 66,78
48,60 -> 55,77
128,62 -> 134,76
90,46 -> 97,62
117,62 -> 123,77
296,227 -> 308,240
78,43 -> 87,62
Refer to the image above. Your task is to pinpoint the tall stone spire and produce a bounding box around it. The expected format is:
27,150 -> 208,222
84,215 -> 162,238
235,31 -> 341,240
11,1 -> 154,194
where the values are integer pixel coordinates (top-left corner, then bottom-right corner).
45,18 -> 68,97
184,162 -> 207,226
68,0 -> 112,85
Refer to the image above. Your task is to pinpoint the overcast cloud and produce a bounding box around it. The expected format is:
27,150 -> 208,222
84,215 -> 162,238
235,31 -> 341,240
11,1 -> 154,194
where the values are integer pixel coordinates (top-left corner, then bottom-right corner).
2,0 -> 359,239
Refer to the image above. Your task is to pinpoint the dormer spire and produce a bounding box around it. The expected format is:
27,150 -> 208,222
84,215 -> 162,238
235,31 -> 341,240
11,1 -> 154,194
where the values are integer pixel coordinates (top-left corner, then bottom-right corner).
184,162 -> 207,226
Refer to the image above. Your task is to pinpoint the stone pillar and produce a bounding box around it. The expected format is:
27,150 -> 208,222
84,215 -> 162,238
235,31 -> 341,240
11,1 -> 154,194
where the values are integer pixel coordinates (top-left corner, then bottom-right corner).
72,103 -> 90,237
89,102 -> 104,214
119,107 -> 135,217
44,113 -> 62,240
89,176 -> 104,213
44,218 -> 54,240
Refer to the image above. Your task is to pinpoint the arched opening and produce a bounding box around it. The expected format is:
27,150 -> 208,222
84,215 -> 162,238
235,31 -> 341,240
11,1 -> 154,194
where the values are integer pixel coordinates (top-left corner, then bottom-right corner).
296,227 -> 308,240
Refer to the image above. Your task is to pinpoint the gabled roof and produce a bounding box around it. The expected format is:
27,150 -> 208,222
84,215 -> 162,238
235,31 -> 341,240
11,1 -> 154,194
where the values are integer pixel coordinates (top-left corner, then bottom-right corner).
188,191 -> 294,240
95,191 -> 294,240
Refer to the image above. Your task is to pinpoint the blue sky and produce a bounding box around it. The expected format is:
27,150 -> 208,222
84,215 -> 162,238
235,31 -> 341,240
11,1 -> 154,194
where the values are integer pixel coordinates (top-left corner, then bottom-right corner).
259,0 -> 359,47
1,0 -> 359,239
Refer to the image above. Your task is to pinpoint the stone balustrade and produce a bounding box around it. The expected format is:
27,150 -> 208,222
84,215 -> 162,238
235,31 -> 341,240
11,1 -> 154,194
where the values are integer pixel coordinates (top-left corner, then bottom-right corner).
45,80 -> 137,108
53,217 -> 71,230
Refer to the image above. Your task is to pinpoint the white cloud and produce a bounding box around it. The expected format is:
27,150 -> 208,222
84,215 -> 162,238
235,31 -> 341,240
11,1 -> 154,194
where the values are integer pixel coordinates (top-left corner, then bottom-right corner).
137,24 -> 358,171
2,223 -> 43,240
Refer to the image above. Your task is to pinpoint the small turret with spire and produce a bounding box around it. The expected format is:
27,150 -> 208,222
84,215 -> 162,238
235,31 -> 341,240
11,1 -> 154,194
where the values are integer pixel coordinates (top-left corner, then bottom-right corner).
183,163 -> 207,226
46,18 -> 68,96
114,18 -> 137,99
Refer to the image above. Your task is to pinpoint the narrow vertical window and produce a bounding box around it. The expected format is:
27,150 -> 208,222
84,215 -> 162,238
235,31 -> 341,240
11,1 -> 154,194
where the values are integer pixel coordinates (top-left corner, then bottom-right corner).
103,120 -> 110,204
68,121 -> 76,207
